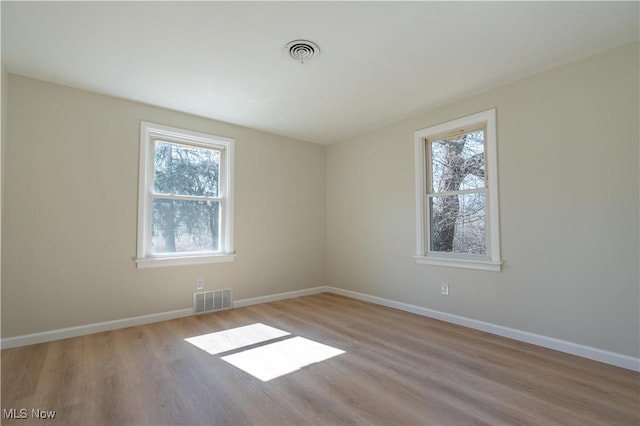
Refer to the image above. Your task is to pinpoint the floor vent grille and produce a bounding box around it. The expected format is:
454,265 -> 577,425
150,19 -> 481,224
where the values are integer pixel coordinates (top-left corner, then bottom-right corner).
194,289 -> 232,314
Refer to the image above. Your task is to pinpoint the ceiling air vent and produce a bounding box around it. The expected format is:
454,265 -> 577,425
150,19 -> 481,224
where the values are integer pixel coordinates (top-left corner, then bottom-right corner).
286,39 -> 320,64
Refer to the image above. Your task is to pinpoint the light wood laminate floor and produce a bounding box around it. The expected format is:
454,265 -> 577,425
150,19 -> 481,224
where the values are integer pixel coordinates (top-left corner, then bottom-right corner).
2,293 -> 639,425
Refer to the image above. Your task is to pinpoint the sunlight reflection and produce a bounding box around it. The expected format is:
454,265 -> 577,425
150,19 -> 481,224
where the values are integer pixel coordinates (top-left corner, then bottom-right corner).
221,336 -> 345,382
185,323 -> 290,355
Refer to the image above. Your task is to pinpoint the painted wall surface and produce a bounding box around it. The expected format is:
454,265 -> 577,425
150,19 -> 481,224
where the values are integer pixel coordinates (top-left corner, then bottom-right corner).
326,43 -> 640,357
1,64 -> 6,314
2,74 -> 326,337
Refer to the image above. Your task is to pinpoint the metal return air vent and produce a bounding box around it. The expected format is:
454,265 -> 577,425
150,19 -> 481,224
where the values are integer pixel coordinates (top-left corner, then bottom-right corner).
285,39 -> 320,64
194,289 -> 232,314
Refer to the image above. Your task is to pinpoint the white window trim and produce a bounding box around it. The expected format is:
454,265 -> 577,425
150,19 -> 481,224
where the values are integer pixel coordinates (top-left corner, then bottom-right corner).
135,121 -> 235,268
414,109 -> 502,272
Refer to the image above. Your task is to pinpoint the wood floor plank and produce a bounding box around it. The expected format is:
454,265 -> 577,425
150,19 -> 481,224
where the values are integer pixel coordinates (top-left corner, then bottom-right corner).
2,293 -> 638,425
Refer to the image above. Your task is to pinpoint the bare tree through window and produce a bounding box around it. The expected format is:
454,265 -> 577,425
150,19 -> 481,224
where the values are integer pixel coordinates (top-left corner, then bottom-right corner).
136,121 -> 235,267
415,109 -> 501,270
152,141 -> 221,253
428,129 -> 486,254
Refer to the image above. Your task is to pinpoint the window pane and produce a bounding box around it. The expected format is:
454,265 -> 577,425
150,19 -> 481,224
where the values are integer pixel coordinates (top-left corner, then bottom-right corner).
152,199 -> 220,253
154,141 -> 220,197
430,193 -> 486,254
430,130 -> 485,193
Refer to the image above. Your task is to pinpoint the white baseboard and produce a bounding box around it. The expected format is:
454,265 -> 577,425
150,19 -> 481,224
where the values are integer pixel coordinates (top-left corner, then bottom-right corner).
0,287 -> 327,349
3,285 -> 638,372
325,286 -> 640,372
233,286 -> 327,308
0,308 -> 193,349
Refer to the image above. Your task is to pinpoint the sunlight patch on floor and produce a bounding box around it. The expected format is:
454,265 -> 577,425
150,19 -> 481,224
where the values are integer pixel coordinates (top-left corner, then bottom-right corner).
185,323 -> 290,355
221,336 -> 345,382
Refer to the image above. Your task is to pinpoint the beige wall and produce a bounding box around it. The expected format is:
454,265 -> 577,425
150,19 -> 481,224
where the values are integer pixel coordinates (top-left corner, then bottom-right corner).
2,74 -> 326,337
1,64 -> 6,317
326,42 -> 639,357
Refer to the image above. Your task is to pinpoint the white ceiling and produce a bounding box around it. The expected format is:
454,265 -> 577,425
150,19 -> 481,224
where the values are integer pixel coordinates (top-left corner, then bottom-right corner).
2,1 -> 638,145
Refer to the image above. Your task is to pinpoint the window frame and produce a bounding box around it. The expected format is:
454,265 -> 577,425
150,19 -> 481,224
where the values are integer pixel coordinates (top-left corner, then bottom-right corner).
414,109 -> 502,272
136,121 -> 235,268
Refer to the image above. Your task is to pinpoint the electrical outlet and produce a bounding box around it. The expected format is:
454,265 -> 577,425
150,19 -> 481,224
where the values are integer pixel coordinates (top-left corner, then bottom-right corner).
440,282 -> 450,296
196,278 -> 204,290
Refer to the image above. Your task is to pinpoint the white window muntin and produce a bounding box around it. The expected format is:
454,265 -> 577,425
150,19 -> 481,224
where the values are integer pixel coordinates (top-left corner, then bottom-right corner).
136,121 -> 235,268
414,109 -> 502,272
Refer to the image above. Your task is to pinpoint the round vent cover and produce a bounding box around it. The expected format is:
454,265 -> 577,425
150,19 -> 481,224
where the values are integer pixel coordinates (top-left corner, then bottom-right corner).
286,40 -> 320,64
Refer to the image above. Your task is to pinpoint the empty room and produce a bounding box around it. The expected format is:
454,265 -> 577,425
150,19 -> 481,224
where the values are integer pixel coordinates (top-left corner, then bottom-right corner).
1,2 -> 639,425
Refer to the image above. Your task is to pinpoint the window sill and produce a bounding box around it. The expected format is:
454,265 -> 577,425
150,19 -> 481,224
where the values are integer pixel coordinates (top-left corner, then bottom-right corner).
414,256 -> 502,272
135,253 -> 235,269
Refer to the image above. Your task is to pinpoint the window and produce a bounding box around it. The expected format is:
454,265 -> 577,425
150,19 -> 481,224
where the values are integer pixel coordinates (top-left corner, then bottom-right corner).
136,122 -> 234,268
414,109 -> 501,271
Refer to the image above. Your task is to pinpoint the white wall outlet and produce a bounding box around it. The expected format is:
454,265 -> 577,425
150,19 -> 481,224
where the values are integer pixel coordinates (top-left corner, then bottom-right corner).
196,278 -> 204,290
440,282 -> 450,296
